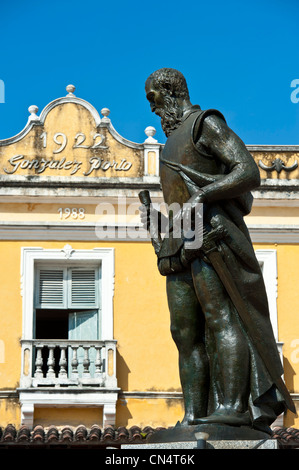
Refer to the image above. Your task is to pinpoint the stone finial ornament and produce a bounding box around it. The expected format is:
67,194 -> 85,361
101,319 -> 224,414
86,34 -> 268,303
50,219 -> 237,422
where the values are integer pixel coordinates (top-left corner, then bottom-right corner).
66,84 -> 76,96
144,126 -> 158,143
101,108 -> 111,123
28,105 -> 39,121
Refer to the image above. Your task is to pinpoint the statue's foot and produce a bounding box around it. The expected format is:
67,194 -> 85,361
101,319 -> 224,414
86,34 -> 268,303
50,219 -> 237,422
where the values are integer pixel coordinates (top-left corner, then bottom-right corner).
191,406 -> 251,427
178,416 -> 194,427
177,412 -> 203,427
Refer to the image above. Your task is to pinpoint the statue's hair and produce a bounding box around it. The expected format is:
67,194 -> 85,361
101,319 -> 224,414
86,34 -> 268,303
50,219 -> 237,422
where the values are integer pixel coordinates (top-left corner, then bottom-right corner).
146,68 -> 190,100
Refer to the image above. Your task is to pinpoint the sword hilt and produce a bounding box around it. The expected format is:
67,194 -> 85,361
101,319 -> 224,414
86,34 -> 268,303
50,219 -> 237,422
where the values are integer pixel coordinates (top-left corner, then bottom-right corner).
181,223 -> 228,267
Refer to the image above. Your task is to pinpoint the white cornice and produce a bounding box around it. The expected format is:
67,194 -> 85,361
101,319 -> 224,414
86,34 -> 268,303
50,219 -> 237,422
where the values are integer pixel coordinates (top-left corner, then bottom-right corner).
252,198 -> 299,207
249,225 -> 299,243
0,221 -> 299,243
247,145 -> 299,152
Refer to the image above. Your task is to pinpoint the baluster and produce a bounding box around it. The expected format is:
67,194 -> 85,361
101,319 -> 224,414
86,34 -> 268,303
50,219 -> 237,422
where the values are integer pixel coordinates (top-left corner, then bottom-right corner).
46,345 -> 56,378
82,346 -> 90,377
58,346 -> 67,378
95,346 -> 102,377
34,345 -> 44,379
71,345 -> 79,377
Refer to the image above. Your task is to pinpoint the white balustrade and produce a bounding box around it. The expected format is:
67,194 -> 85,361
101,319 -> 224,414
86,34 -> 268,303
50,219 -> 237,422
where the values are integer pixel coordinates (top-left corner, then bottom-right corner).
20,339 -> 117,388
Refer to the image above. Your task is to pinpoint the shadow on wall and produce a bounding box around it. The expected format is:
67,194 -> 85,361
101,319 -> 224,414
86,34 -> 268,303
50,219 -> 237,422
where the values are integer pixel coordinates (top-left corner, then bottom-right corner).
115,349 -> 132,427
116,349 -> 131,391
283,357 -> 297,427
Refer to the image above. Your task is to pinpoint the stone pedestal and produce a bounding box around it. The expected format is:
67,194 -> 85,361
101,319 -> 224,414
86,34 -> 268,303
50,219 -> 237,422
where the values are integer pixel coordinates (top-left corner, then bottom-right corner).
122,423 -> 279,449
147,423 -> 272,443
122,440 -> 278,449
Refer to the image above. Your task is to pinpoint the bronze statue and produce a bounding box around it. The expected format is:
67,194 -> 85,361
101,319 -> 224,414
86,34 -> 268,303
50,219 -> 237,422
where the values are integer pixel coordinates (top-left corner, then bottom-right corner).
141,68 -> 295,437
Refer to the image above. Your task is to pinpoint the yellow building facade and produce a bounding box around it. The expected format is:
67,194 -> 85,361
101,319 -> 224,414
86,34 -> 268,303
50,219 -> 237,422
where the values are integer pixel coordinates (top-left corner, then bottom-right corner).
0,85 -> 298,432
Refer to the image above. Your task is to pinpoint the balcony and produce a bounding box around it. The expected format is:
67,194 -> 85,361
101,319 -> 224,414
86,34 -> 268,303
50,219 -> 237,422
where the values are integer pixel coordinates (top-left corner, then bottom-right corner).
18,339 -> 119,428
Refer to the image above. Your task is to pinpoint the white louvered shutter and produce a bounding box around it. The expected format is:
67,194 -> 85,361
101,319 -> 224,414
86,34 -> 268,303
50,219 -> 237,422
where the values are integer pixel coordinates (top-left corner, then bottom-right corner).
69,268 -> 99,308
37,268 -> 67,308
35,266 -> 100,309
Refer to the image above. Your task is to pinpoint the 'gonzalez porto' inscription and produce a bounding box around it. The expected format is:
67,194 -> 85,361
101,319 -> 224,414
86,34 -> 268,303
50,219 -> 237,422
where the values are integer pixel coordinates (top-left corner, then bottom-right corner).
4,155 -> 133,175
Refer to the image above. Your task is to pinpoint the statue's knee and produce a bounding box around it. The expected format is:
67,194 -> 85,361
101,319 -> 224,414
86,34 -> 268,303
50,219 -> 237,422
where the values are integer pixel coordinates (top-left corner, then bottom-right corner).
170,324 -> 181,345
204,307 -> 223,332
204,306 -> 235,333
170,324 -> 198,350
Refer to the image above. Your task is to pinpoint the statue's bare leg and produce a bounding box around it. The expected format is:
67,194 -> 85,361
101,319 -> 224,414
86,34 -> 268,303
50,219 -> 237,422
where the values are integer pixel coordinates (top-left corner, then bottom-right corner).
167,269 -> 209,425
191,258 -> 251,426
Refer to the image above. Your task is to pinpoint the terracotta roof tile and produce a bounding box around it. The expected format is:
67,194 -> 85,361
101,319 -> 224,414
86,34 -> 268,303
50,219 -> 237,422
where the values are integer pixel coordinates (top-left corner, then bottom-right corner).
75,425 -> 88,441
89,424 -> 102,441
17,425 -> 31,441
60,426 -> 73,442
32,425 -> 45,442
0,424 -> 298,448
271,427 -> 299,448
46,426 -> 59,443
3,424 -> 17,442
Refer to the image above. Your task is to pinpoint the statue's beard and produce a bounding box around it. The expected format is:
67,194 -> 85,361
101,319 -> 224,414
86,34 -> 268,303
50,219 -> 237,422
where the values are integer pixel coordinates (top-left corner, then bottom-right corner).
159,97 -> 183,137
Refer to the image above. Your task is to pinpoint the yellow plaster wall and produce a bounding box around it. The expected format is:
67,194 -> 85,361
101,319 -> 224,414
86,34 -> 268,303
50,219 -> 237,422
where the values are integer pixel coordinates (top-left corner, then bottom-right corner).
0,397 -> 20,428
1,236 -> 299,428
253,242 -> 299,428
0,242 -> 23,391
0,202 -> 141,225
246,206 -> 299,226
116,398 -> 184,429
0,239 -> 181,428
33,407 -> 103,429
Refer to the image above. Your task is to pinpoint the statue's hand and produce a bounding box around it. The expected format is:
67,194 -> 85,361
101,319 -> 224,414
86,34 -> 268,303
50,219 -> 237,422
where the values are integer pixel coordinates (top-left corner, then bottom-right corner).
139,204 -> 150,231
139,205 -> 167,234
180,191 -> 206,226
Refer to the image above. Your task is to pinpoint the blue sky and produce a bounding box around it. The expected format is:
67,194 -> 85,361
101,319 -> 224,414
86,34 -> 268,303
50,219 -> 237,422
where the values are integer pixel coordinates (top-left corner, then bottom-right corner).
0,0 -> 298,145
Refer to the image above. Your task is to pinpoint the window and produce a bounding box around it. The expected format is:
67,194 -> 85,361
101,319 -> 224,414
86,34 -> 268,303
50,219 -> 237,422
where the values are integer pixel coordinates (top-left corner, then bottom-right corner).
20,245 -> 115,382
34,264 -> 101,377
19,246 -> 118,428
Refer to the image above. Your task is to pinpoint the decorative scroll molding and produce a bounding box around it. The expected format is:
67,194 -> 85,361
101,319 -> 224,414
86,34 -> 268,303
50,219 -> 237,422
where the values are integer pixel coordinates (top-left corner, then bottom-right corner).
258,158 -> 298,173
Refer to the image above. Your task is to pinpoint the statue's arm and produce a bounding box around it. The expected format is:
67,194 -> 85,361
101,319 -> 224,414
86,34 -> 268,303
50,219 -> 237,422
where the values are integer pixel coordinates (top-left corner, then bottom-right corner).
196,115 -> 260,202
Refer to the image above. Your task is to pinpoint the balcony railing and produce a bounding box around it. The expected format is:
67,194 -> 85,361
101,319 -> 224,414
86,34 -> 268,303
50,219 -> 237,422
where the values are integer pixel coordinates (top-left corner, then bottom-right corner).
20,339 -> 118,389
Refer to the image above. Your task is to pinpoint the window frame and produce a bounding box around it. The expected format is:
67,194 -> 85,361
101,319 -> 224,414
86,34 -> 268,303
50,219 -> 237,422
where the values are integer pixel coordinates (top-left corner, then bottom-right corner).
21,245 -> 114,342
255,249 -> 278,341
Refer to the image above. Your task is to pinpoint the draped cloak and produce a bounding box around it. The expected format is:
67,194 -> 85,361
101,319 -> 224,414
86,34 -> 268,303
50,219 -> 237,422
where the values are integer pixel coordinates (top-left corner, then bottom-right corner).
158,106 -> 294,428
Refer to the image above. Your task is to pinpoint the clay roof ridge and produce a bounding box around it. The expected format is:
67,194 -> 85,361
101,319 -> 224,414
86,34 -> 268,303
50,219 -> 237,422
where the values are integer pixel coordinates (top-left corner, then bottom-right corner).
2,424 -> 298,446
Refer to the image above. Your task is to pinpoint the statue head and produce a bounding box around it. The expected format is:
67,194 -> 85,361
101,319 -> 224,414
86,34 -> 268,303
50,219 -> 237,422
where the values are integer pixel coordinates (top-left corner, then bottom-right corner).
145,68 -> 191,137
